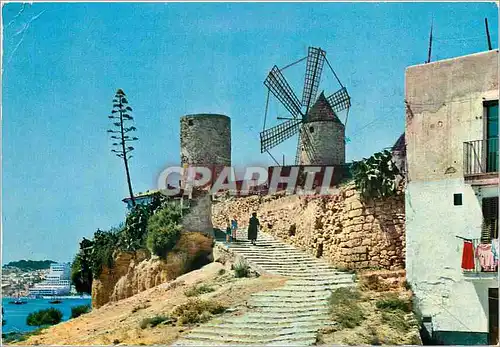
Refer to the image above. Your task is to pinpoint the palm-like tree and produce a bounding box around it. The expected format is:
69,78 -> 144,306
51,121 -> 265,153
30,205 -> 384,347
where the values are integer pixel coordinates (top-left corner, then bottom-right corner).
108,89 -> 138,206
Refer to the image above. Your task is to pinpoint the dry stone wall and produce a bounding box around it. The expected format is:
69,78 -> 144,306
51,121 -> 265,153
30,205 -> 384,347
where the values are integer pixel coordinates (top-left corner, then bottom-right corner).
212,182 -> 405,270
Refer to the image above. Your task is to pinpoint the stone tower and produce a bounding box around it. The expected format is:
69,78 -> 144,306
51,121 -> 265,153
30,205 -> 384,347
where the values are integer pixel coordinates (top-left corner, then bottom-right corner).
179,114 -> 231,236
180,114 -> 231,174
299,92 -> 345,165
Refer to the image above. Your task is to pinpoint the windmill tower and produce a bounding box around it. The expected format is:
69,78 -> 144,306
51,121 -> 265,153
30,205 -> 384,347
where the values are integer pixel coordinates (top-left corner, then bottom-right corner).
260,47 -> 351,166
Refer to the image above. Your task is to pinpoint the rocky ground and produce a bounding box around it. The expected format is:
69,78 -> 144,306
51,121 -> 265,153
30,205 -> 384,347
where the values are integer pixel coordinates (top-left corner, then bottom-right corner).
14,262 -> 286,346
316,269 -> 422,345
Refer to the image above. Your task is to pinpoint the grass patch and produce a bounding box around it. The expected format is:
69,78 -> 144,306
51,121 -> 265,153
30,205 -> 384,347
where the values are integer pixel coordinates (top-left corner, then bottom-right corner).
171,299 -> 227,326
328,287 -> 365,329
381,310 -> 410,332
70,304 -> 91,318
139,315 -> 172,329
376,295 -> 412,313
233,260 -> 250,278
184,283 -> 215,297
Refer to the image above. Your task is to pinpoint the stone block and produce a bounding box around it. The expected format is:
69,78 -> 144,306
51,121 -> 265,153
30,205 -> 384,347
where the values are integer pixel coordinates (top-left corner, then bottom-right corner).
360,261 -> 370,268
365,215 -> 375,223
354,224 -> 363,232
352,216 -> 365,225
354,246 -> 367,254
363,223 -> 372,231
351,200 -> 364,210
349,209 -> 363,218
362,238 -> 371,246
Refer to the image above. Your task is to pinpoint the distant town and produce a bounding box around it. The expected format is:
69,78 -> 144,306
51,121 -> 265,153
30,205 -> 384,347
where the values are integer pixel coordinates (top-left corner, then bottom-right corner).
2,260 -> 79,298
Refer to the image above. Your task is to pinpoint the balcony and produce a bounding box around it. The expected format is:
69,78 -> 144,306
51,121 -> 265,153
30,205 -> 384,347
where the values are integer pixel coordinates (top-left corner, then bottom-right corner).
461,238 -> 499,280
463,138 -> 499,185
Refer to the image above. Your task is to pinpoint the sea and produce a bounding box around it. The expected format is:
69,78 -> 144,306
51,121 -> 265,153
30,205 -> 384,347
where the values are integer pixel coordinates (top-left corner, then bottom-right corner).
2,297 -> 92,334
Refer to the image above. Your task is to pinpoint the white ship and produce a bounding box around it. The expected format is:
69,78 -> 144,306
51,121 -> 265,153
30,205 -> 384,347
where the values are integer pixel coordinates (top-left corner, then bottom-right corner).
28,263 -> 71,296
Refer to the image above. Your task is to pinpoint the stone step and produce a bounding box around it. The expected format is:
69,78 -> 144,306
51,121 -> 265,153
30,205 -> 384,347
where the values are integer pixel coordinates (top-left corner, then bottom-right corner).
176,232 -> 347,346
252,305 -> 329,317
203,320 -> 329,329
242,314 -> 329,322
181,331 -> 318,344
250,300 -> 328,309
191,325 -> 319,338
276,284 -> 355,293
249,296 -> 330,304
264,270 -> 345,276
250,291 -> 331,299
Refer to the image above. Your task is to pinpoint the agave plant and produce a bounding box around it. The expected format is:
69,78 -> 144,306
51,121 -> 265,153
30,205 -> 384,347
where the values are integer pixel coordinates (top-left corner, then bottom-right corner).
352,150 -> 400,200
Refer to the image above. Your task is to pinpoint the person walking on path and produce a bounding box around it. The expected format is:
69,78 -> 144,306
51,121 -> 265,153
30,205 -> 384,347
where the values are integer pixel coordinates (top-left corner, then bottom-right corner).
231,216 -> 238,242
247,212 -> 260,245
225,220 -> 232,244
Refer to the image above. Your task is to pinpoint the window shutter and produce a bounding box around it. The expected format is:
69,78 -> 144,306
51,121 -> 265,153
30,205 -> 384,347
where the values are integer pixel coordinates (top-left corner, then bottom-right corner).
482,197 -> 499,242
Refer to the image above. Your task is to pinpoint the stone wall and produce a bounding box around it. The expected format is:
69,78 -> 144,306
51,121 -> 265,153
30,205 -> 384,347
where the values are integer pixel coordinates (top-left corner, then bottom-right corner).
182,193 -> 214,236
213,182 -> 405,270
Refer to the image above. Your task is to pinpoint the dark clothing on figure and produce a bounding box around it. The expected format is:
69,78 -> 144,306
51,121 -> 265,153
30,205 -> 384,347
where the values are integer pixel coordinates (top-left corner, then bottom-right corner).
248,216 -> 260,241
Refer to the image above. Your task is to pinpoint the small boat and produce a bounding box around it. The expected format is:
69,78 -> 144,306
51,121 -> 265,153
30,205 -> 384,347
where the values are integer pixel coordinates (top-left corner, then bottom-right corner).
48,299 -> 62,304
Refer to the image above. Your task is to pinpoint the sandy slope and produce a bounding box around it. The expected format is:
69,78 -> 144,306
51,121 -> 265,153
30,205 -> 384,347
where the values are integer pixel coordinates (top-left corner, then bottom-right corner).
16,263 -> 286,346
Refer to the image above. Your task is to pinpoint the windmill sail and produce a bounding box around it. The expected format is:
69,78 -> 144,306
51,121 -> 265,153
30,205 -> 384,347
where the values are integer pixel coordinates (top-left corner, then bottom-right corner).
260,118 -> 302,153
302,47 -> 326,114
327,87 -> 351,113
264,66 -> 303,119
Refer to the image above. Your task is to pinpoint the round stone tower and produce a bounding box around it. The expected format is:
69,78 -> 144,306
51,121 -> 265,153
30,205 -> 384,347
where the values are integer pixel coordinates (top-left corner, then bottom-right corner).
180,113 -> 231,179
179,114 -> 231,237
299,92 -> 345,165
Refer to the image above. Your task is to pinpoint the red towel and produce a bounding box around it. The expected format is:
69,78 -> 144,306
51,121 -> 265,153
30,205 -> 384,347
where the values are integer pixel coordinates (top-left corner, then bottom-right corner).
462,241 -> 475,270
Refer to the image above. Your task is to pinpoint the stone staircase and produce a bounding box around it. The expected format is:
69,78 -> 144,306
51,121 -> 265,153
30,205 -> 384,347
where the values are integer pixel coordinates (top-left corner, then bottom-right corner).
173,231 -> 356,345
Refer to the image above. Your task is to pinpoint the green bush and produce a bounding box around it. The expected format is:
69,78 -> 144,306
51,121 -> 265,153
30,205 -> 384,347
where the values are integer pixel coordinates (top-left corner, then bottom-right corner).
381,310 -> 410,332
352,150 -> 400,200
91,229 -> 120,278
184,283 -> 215,297
26,307 -> 63,326
233,260 -> 250,278
146,204 -> 182,258
375,295 -> 412,313
328,287 -> 365,329
139,315 -> 171,329
70,304 -> 91,319
121,205 -> 150,251
71,251 -> 93,294
171,299 -> 226,326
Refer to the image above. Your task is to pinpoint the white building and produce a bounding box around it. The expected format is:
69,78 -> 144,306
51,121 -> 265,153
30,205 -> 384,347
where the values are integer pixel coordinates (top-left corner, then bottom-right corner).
405,50 -> 498,345
28,262 -> 71,296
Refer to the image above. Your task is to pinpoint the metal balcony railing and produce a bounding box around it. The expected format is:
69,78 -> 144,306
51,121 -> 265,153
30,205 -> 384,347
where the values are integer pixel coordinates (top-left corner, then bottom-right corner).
461,237 -> 499,276
463,138 -> 499,176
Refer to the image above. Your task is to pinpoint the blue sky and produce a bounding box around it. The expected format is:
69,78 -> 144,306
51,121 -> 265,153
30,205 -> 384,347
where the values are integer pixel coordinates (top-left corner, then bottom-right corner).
2,2 -> 498,264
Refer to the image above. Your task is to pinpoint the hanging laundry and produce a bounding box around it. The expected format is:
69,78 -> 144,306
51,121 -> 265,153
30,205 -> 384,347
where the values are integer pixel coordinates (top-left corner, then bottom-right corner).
461,240 -> 475,271
492,238 -> 499,264
475,243 -> 496,272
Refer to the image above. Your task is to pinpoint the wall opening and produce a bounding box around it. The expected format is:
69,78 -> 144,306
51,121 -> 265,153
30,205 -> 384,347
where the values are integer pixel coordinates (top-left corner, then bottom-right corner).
188,119 -> 194,126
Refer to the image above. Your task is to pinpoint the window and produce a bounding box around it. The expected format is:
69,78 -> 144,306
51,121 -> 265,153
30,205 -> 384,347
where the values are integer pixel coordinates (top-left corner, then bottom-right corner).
188,119 -> 194,126
454,193 -> 463,206
481,197 -> 499,242
485,101 -> 498,173
309,126 -> 314,133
